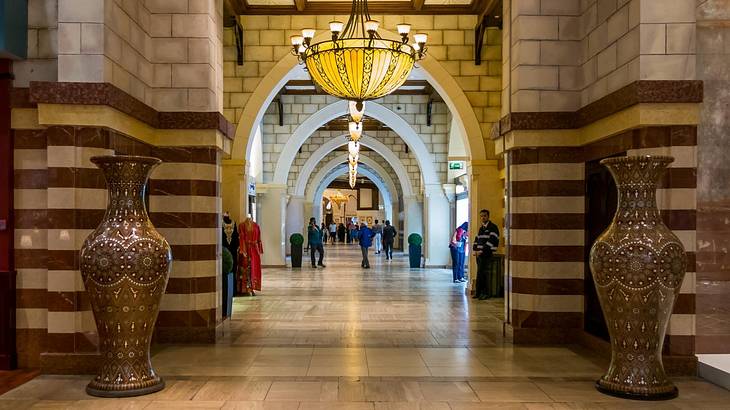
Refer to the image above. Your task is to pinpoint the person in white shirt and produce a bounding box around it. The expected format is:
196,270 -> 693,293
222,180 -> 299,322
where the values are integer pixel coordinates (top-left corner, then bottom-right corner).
372,220 -> 383,254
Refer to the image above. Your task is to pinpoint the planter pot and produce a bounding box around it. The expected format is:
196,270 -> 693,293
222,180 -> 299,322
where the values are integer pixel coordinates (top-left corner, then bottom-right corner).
589,156 -> 686,400
291,244 -> 303,268
408,245 -> 422,268
80,156 -> 171,397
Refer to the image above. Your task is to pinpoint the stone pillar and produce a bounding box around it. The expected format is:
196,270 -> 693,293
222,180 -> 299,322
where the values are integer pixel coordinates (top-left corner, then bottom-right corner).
257,184 -> 286,267
467,161 -> 503,291
222,159 -> 247,222
285,195 -> 306,255
424,184 -> 451,267
402,195 -> 422,255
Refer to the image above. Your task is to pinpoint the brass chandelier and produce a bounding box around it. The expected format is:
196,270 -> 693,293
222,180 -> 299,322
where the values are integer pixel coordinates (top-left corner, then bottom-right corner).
290,0 -> 428,189
290,0 -> 428,108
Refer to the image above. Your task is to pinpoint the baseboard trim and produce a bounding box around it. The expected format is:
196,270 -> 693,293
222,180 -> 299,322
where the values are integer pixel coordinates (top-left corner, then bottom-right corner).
40,353 -> 101,375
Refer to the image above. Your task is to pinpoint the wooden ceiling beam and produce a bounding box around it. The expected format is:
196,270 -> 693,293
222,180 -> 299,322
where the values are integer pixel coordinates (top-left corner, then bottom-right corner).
412,0 -> 425,12
294,0 -> 307,12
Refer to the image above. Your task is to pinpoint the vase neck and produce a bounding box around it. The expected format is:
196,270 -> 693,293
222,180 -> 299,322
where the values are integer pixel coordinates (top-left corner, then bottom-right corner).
603,156 -> 671,225
92,156 -> 159,221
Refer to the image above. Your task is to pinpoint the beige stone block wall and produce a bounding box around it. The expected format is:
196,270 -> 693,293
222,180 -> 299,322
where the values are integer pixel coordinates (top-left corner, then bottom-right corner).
506,0 -> 697,112
223,14 -> 502,152
23,0 -> 225,113
581,0 -> 696,106
14,0 -> 59,87
508,0 -> 582,112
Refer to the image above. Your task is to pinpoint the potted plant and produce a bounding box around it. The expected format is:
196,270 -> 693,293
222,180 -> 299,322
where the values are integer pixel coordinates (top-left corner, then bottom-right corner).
222,247 -> 234,318
290,233 -> 304,268
408,233 -> 422,268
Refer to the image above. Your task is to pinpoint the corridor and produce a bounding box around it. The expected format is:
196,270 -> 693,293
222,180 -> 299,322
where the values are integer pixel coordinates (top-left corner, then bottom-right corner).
2,246 -> 730,409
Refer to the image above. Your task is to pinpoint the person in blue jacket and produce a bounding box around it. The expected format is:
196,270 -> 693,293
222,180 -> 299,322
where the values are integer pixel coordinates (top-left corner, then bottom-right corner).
357,222 -> 376,269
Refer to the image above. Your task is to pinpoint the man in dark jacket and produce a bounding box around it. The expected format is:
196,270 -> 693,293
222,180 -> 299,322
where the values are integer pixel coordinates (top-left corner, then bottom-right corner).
357,222 -> 375,268
382,220 -> 397,260
308,217 -> 326,268
473,209 -> 499,300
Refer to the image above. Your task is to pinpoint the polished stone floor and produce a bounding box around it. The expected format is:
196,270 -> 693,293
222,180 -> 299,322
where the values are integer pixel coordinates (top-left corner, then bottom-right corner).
2,244 -> 729,409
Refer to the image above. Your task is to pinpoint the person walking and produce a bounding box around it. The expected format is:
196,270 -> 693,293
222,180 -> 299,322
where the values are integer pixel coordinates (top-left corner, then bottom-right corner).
308,217 -> 326,268
372,220 -> 383,254
382,220 -> 397,260
358,222 -> 375,268
321,222 -> 328,244
338,223 -> 346,242
472,210 -> 499,300
450,222 -> 469,283
329,222 -> 337,244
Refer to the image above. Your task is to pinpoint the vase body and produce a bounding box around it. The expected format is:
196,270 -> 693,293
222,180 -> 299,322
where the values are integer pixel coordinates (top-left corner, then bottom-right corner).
80,155 -> 171,397
589,156 -> 686,400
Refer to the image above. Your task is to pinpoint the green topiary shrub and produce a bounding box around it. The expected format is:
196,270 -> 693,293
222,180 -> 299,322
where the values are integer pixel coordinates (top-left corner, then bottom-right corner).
290,233 -> 304,246
222,247 -> 233,274
408,233 -> 423,246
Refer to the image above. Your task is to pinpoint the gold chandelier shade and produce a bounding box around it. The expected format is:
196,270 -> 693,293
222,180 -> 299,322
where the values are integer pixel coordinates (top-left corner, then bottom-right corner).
304,39 -> 415,102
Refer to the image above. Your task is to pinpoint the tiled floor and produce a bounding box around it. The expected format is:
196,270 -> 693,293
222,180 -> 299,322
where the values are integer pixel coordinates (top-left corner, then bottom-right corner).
2,244 -> 729,409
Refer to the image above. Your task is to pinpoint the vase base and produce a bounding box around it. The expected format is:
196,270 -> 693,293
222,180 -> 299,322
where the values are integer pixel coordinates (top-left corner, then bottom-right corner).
595,380 -> 678,401
86,379 -> 165,398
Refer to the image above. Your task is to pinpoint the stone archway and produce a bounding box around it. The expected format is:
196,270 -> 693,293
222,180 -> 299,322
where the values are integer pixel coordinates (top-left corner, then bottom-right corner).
273,101 -> 437,187
231,29 -> 486,164
292,134 -> 414,198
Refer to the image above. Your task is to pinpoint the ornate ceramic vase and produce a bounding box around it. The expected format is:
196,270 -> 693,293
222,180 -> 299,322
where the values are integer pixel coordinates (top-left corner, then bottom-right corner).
589,156 -> 686,400
80,155 -> 171,397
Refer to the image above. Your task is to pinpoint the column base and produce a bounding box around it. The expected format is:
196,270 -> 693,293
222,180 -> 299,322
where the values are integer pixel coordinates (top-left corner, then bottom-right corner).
87,378 -> 165,398
595,380 -> 678,401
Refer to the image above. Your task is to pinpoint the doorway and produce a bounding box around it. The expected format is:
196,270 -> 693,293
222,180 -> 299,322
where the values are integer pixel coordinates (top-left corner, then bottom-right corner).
584,156 -> 622,341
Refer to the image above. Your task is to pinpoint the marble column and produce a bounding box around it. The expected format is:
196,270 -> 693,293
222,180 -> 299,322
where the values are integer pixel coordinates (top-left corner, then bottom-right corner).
403,195 -> 423,255
257,184 -> 287,267
222,159 -> 247,222
285,195 -> 306,255
467,160 -> 503,292
424,184 -> 451,267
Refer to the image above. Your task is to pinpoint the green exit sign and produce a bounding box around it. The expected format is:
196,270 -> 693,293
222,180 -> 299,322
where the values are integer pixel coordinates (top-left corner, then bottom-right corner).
448,161 -> 464,170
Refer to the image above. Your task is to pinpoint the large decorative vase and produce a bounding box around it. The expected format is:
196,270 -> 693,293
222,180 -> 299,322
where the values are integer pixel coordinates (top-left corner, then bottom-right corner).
80,155 -> 171,397
589,156 -> 686,400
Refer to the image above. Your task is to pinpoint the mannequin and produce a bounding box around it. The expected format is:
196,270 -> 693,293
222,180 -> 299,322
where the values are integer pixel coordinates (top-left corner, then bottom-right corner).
222,212 -> 239,272
222,212 -> 239,306
238,216 -> 263,295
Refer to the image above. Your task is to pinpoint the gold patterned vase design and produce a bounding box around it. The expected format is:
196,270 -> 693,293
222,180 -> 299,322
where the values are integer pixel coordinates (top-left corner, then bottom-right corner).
80,155 -> 171,397
589,156 -> 686,400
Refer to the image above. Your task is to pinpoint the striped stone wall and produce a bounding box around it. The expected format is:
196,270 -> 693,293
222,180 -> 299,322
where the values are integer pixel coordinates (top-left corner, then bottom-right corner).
13,125 -> 222,370
149,147 -> 222,343
508,147 -> 586,343
506,125 -> 698,360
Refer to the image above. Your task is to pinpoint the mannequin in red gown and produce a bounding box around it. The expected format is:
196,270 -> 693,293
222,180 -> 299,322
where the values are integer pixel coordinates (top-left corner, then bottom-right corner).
238,217 -> 263,295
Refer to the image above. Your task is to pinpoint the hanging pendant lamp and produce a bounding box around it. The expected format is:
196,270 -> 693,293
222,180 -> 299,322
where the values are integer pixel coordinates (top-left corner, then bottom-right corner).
290,0 -> 429,108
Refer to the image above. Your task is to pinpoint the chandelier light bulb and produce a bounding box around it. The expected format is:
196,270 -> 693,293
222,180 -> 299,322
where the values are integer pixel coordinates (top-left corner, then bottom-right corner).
412,43 -> 420,51
349,100 -> 365,123
297,44 -> 306,54
302,28 -> 316,40
290,35 -> 304,46
397,23 -> 411,35
329,21 -> 344,34
365,20 -> 380,33
414,33 -> 428,45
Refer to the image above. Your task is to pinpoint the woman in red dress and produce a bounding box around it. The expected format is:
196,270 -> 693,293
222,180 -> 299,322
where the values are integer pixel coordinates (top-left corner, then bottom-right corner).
238,217 -> 263,295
